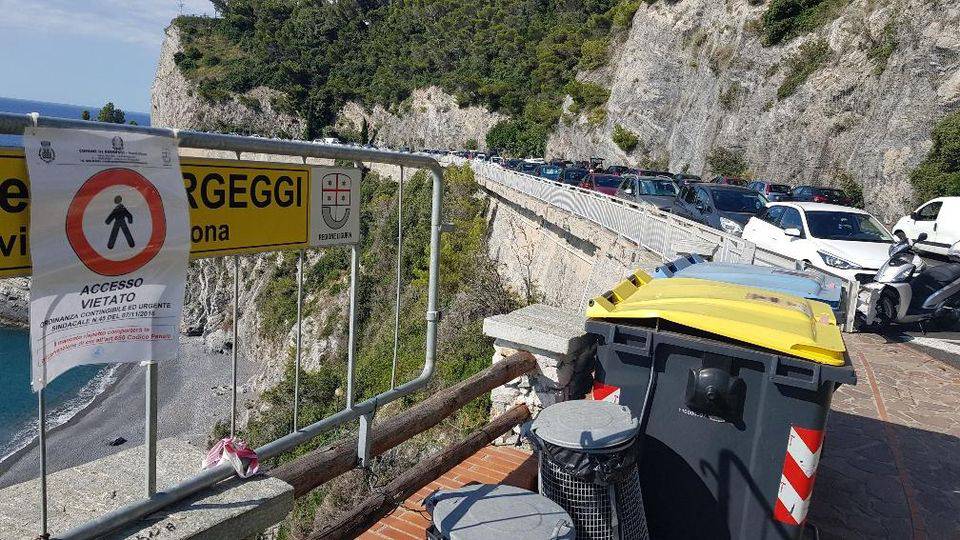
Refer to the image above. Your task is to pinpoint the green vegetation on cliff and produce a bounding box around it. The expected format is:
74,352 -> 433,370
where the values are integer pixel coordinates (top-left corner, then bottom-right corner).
175,0 -> 641,155
910,111 -> 960,203
235,165 -> 521,535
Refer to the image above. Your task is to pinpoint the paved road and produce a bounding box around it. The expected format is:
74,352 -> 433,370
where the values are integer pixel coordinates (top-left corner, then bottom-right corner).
809,333 -> 960,539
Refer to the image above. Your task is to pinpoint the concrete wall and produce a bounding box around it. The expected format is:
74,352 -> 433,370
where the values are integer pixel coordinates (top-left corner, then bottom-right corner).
481,175 -> 661,313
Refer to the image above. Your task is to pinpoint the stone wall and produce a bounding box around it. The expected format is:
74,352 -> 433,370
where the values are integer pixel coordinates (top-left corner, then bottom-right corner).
484,304 -> 596,443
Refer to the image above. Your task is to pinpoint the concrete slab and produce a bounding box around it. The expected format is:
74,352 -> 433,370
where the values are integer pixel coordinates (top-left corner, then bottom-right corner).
0,438 -> 292,540
482,304 -> 589,356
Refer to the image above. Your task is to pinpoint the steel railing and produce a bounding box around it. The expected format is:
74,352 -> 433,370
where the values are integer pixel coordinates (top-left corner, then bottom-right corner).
461,158 -> 860,331
0,112 -> 447,540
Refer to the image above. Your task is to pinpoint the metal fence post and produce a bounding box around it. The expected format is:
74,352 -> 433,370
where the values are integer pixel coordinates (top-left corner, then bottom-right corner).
345,245 -> 359,410
293,250 -> 304,432
37,388 -> 49,540
144,361 -> 158,496
390,166 -> 404,390
231,255 -> 239,437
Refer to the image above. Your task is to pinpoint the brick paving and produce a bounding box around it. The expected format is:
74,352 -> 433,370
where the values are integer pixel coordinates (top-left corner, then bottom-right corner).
362,334 -> 959,540
360,446 -> 538,539
809,333 -> 960,539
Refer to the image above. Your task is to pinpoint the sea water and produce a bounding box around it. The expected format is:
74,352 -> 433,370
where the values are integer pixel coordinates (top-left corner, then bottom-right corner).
0,96 -> 151,147
0,97 -> 149,460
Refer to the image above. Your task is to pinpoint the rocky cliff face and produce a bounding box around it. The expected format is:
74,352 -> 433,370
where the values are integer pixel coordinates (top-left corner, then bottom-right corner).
548,0 -> 960,222
337,87 -> 506,150
152,25 -> 304,137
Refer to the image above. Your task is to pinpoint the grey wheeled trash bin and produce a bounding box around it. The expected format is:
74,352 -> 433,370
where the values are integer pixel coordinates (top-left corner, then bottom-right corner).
530,400 -> 649,540
425,484 -> 575,539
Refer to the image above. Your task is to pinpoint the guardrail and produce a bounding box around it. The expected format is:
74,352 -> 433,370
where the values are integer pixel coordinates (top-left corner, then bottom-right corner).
459,158 -> 860,331
0,112 -> 447,540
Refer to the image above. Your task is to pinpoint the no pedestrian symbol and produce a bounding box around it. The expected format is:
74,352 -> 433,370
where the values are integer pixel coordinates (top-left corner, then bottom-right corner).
65,168 -> 167,276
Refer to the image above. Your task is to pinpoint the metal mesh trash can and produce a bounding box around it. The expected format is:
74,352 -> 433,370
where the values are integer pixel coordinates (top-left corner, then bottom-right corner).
529,400 -> 649,540
425,484 -> 575,539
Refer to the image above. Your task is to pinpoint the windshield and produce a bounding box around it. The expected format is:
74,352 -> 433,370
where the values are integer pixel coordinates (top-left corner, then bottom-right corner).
639,179 -> 678,196
592,175 -> 621,188
712,190 -> 768,213
805,211 -> 892,243
814,188 -> 844,198
769,184 -> 791,193
723,178 -> 747,186
563,169 -> 587,182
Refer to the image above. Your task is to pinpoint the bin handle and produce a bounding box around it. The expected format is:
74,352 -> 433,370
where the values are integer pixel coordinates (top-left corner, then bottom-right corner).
769,355 -> 821,391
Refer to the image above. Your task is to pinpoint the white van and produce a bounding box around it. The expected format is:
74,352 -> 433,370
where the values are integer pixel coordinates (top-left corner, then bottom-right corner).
892,197 -> 960,255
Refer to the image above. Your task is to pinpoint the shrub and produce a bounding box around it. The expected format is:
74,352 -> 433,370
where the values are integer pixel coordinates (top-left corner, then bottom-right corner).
580,39 -> 610,70
465,139 -> 478,150
707,147 -> 749,177
610,0 -> 642,27
719,82 -> 743,110
485,120 -> 548,157
910,110 -> 960,203
612,124 -> 639,152
834,170 -> 863,208
565,81 -> 610,114
866,20 -> 897,75
760,0 -> 848,46
777,39 -> 830,99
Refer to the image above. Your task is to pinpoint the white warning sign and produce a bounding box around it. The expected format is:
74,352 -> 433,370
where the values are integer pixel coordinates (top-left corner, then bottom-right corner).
24,128 -> 189,390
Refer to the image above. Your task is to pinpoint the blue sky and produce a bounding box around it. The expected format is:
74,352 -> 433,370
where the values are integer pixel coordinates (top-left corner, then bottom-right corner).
0,0 -> 217,113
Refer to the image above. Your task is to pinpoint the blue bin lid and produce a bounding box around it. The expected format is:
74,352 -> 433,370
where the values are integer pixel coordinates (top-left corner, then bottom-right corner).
654,260 -> 842,308
428,484 -> 575,540
531,399 -> 638,450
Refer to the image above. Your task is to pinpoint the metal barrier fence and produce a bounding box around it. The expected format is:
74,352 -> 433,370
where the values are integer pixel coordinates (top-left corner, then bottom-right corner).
460,158 -> 860,331
0,112 -> 446,540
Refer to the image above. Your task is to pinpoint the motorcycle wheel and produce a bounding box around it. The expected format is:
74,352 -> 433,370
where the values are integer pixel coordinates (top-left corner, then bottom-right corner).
876,290 -> 898,329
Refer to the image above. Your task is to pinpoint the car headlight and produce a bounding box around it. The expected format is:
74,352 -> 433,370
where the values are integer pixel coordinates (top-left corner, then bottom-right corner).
719,217 -> 743,235
817,250 -> 861,270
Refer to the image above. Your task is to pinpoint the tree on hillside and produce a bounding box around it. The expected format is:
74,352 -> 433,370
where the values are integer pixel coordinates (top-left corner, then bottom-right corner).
97,102 -> 126,124
81,110 -> 90,120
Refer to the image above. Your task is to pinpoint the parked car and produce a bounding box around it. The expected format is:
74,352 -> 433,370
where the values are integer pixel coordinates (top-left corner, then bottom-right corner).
519,161 -> 538,174
504,159 -> 522,170
560,167 -> 589,186
589,157 -> 605,172
672,184 -> 768,236
747,180 -> 793,202
742,202 -> 896,282
579,173 -> 622,196
637,169 -> 673,179
710,176 -> 748,187
616,175 -> 679,211
673,173 -> 701,185
892,197 -> 960,256
791,185 -> 850,205
535,164 -> 564,182
606,165 -> 635,176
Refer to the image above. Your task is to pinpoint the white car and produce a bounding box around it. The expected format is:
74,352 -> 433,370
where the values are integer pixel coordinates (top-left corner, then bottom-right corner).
742,202 -> 896,282
892,197 -> 960,256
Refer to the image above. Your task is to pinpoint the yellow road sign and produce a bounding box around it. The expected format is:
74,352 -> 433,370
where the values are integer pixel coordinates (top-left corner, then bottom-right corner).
0,150 -> 326,278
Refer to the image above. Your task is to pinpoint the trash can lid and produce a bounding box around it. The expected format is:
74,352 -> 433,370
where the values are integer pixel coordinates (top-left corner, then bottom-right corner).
654,260 -> 843,308
428,484 -> 575,540
531,399 -> 638,450
586,275 -> 846,366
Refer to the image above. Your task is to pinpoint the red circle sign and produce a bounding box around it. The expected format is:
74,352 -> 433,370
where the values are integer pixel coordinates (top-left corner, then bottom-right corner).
65,168 -> 167,276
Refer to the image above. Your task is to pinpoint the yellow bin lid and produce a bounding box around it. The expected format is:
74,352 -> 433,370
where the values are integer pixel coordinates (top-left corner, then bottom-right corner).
586,271 -> 846,366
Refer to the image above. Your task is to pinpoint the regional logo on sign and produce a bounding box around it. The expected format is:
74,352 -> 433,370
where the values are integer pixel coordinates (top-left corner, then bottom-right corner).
321,172 -> 352,230
65,168 -> 166,276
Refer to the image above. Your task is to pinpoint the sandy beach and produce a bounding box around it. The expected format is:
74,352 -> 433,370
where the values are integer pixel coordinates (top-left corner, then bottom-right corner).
0,336 -> 255,488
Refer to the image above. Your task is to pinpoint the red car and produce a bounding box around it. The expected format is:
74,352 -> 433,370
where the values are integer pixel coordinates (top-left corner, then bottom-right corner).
579,173 -> 622,196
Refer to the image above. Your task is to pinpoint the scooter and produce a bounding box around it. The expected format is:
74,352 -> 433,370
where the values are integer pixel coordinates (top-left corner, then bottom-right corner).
857,233 -> 960,329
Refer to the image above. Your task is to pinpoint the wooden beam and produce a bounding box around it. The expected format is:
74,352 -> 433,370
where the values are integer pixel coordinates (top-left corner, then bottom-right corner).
270,351 -> 536,498
310,403 -> 532,540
